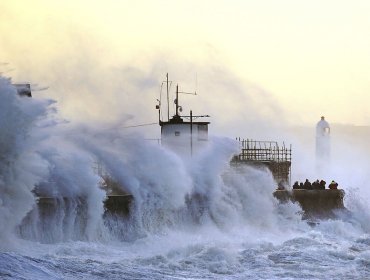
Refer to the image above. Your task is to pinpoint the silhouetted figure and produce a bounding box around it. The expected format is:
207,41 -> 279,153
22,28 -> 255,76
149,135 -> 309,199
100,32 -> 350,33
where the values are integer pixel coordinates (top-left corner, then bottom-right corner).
299,182 -> 304,189
304,179 -> 312,190
319,180 -> 326,190
292,181 -> 299,189
328,180 -> 338,190
312,180 -> 320,190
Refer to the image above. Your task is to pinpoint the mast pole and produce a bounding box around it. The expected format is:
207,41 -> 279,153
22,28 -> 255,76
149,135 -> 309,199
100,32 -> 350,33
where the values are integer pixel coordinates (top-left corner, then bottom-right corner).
190,110 -> 193,156
175,84 -> 179,116
166,73 -> 169,121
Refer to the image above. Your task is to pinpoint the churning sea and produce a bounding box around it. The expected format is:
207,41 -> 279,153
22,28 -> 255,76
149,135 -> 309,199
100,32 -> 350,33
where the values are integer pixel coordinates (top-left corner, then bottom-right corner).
1,75 -> 370,280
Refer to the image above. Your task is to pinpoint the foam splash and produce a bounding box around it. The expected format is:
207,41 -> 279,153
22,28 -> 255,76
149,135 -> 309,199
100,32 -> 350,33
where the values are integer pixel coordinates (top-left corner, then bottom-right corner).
0,74 -> 304,247
0,77 -> 50,248
3,72 -> 370,251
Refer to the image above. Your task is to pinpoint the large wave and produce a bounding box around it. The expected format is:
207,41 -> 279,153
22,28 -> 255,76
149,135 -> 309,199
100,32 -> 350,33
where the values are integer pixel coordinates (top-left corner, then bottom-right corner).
0,77 -> 50,248
2,76 -> 370,280
1,73 -> 370,259
0,75 -> 307,248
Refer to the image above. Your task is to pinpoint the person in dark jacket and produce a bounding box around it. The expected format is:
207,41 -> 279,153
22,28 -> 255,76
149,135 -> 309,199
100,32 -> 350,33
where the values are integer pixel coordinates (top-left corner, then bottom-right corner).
328,180 -> 338,189
299,182 -> 304,189
292,181 -> 299,189
319,180 -> 326,190
303,179 -> 312,190
312,180 -> 320,190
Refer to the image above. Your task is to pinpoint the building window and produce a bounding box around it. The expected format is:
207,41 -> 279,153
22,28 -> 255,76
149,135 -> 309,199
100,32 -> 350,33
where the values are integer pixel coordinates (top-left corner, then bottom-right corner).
175,131 -> 180,136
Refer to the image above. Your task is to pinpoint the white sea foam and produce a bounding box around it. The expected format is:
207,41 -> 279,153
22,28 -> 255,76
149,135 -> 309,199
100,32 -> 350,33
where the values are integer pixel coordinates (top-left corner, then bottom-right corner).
0,77 -> 50,248
2,74 -> 370,279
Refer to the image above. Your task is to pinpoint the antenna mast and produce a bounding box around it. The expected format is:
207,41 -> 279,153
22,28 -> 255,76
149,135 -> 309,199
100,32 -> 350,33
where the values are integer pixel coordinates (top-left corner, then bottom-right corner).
175,84 -> 179,116
166,73 -> 169,121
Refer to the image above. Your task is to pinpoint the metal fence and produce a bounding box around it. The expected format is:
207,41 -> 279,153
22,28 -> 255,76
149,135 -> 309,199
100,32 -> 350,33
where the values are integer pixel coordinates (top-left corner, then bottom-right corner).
236,138 -> 291,162
234,138 -> 292,184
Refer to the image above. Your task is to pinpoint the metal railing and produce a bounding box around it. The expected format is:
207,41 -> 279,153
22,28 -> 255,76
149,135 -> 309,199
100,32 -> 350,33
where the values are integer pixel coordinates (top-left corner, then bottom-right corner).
236,138 -> 291,162
234,138 -> 292,184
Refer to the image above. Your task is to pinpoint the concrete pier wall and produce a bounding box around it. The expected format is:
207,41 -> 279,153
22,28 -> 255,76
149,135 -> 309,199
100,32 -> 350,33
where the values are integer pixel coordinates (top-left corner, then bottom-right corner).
34,190 -> 345,222
273,189 -> 345,219
37,195 -> 133,217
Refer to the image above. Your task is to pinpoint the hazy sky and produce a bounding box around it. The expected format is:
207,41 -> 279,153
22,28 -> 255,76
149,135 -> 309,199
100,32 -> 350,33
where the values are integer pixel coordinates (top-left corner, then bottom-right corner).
1,0 -> 370,137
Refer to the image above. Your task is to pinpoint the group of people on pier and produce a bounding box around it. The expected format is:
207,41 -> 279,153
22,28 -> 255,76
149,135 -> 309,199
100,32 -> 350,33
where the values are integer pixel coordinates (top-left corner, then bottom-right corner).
292,179 -> 338,190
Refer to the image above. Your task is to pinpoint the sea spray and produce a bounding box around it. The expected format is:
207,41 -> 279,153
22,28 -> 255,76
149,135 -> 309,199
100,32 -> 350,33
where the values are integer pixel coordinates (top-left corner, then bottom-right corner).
0,77 -> 50,248
92,133 -> 304,238
41,147 -> 105,241
0,76 -> 106,243
69,127 -> 194,235
340,188 -> 370,233
1,77 -> 370,279
0,74 -> 305,245
13,123 -> 306,247
186,137 -> 304,235
21,128 -> 109,243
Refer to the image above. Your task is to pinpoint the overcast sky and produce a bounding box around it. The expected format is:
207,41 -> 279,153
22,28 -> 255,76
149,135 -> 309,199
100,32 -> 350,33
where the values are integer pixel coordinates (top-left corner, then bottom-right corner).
1,0 -> 370,138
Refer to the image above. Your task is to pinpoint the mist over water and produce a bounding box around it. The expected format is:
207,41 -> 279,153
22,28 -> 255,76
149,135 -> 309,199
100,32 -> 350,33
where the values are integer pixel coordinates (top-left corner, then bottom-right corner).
1,76 -> 370,279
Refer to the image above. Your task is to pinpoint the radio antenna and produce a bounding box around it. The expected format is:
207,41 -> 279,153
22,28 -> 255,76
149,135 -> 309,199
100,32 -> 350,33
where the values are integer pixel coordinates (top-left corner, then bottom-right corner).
166,73 -> 169,121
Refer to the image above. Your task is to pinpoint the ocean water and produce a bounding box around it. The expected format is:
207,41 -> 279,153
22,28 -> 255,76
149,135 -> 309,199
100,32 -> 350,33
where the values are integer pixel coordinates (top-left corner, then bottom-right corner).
1,76 -> 370,280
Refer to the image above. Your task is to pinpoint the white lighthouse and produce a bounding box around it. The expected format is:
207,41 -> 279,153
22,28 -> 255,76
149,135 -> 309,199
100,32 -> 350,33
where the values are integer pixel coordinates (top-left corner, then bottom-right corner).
316,116 -> 330,175
156,74 -> 210,157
